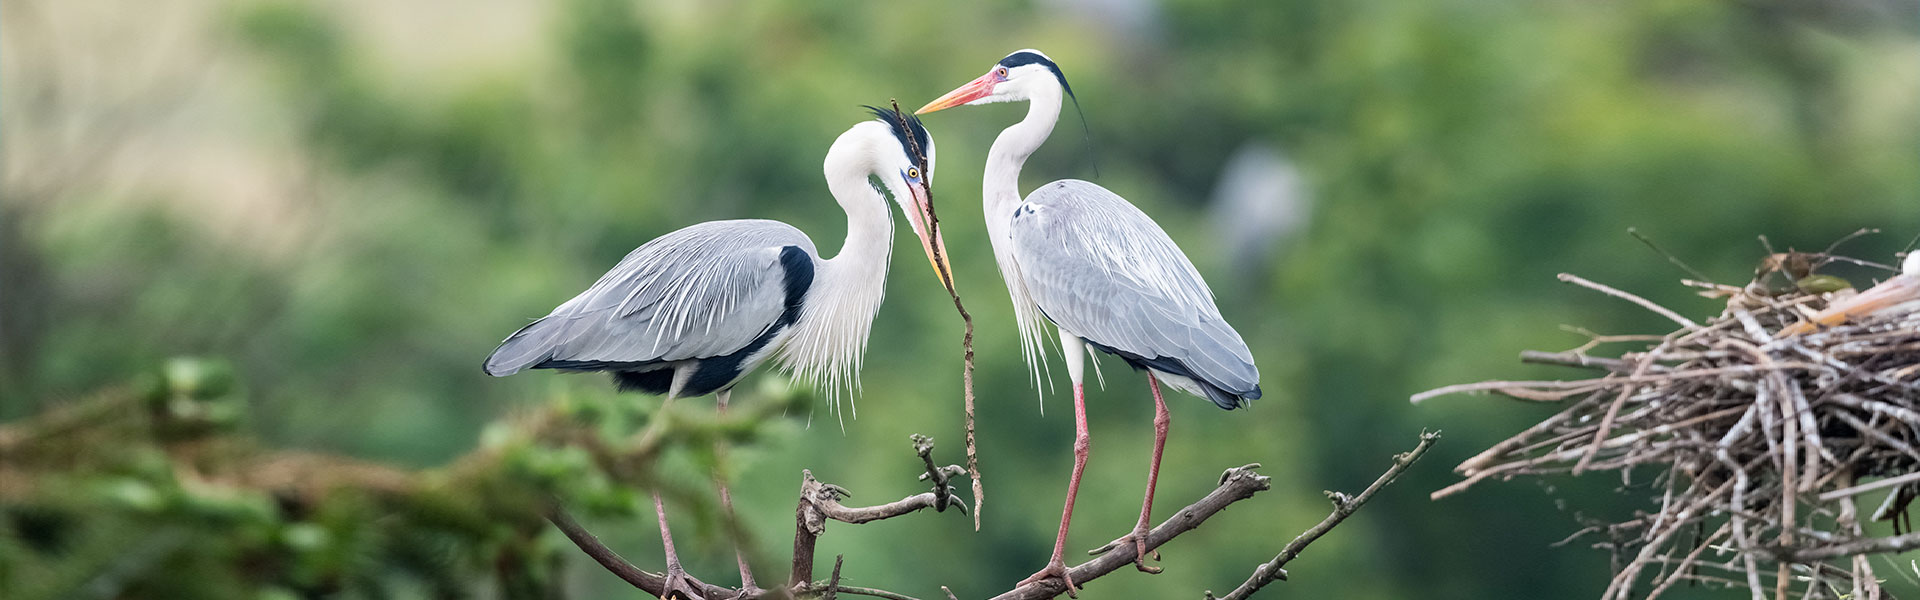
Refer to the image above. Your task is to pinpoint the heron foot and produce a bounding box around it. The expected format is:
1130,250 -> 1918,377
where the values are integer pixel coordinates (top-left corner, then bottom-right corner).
1088,526 -> 1162,574
726,584 -> 763,600
1017,559 -> 1079,597
662,564 -> 703,600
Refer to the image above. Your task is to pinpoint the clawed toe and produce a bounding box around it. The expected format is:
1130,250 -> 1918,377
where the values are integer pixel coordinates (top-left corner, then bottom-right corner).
1018,560 -> 1079,597
1088,528 -> 1162,574
662,567 -> 703,600
727,586 -> 762,600
1130,535 -> 1162,574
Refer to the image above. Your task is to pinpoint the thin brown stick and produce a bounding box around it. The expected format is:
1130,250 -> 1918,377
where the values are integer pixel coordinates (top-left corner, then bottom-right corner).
1521,350 -> 1638,373
890,99 -> 984,531
1817,471 -> 1920,502
1557,273 -> 1702,331
824,555 -> 844,600
544,502 -> 731,600
1778,530 -> 1920,562
1410,362 -> 1824,404
1212,431 -> 1440,600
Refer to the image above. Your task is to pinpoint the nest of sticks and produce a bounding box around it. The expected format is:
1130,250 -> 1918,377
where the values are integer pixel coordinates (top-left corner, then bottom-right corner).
1418,245 -> 1920,600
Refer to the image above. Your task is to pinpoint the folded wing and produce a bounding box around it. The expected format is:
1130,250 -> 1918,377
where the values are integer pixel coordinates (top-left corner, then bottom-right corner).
484,219 -> 815,376
1009,179 -> 1260,408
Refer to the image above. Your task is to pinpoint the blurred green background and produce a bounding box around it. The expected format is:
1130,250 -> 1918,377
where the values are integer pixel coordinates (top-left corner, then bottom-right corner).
5,0 -> 1919,598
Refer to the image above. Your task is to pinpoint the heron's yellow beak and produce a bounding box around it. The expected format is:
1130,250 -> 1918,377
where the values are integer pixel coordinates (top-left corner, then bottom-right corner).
908,181 -> 956,294
1782,273 -> 1920,335
917,73 -> 997,115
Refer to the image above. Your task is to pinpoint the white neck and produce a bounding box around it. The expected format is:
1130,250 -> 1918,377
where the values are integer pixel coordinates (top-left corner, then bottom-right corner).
983,84 -> 1064,225
980,83 -> 1067,399
777,137 -> 896,415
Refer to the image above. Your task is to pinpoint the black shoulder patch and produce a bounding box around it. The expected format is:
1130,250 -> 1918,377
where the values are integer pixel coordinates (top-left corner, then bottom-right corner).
863,105 -> 932,169
776,245 -> 814,327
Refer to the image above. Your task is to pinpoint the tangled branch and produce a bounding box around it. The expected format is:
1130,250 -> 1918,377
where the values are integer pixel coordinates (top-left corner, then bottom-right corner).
1419,246 -> 1920,600
549,436 -> 968,600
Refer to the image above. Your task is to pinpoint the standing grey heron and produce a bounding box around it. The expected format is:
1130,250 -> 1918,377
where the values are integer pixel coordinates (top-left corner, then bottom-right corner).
483,107 -> 946,599
917,50 -> 1261,591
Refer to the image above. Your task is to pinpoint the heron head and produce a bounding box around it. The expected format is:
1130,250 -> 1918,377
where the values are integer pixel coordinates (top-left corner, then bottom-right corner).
864,106 -> 952,292
917,49 -> 1074,114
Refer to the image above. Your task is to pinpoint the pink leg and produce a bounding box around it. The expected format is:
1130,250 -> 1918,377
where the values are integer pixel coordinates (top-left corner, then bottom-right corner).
712,391 -> 758,593
1019,382 -> 1089,596
1133,375 -> 1170,571
1090,374 -> 1169,572
653,491 -> 701,599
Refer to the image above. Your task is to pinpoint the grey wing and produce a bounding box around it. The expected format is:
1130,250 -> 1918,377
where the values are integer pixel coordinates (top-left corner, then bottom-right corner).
484,219 -> 816,376
1009,180 -> 1260,407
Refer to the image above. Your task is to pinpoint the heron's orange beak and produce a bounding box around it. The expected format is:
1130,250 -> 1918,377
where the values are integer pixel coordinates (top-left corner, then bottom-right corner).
1782,273 -> 1920,335
907,182 -> 955,294
917,73 -> 997,114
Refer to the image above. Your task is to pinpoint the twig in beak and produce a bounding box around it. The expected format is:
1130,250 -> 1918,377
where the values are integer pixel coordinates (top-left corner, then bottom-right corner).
890,99 -> 984,531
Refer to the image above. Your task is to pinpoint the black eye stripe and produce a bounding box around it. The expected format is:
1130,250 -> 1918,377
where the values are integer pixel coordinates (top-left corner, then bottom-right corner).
996,51 -> 1076,101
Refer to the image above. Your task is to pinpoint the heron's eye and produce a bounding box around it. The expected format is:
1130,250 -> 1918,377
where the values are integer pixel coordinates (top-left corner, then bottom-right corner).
996,67 -> 1009,78
907,167 -> 921,180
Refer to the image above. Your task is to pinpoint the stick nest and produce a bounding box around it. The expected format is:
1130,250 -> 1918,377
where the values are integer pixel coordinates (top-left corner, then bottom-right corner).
1421,249 -> 1920,600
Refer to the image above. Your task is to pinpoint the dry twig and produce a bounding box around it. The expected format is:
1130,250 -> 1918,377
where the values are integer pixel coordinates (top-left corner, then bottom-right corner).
1419,244 -> 1920,599
890,99 -> 985,531
1209,430 -> 1440,600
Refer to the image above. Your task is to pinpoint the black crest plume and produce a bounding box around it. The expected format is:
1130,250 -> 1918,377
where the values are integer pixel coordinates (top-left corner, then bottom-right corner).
865,105 -> 931,171
998,51 -> 1099,177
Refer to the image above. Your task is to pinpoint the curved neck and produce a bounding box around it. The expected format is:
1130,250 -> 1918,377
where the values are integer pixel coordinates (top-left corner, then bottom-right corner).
779,144 -> 895,406
822,162 -> 894,269
983,84 -> 1064,221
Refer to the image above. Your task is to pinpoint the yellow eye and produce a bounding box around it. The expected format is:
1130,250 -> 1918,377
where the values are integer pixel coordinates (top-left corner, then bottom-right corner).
907,167 -> 921,179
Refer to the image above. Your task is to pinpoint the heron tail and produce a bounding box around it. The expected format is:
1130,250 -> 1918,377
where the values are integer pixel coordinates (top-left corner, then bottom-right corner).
483,317 -> 563,377
1199,380 -> 1259,410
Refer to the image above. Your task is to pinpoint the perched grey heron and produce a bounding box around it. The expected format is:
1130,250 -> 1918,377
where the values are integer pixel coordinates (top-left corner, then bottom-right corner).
484,107 -> 946,598
917,50 -> 1261,590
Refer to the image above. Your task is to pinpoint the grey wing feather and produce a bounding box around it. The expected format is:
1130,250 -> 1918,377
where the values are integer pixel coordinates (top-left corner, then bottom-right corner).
484,220 -> 815,376
1009,180 -> 1260,402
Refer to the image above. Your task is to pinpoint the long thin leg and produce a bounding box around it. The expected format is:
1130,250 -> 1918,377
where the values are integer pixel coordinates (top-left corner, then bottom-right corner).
1089,374 -> 1168,573
712,390 -> 759,595
1019,331 -> 1087,596
652,382 -> 701,600
1131,374 -> 1170,571
653,490 -> 700,599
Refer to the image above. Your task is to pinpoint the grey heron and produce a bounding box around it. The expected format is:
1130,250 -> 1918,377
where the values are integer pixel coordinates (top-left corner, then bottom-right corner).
917,50 -> 1261,591
483,107 -> 946,598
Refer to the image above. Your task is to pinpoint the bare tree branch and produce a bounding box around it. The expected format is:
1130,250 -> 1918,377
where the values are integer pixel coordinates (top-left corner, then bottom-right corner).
550,435 -> 963,600
552,427 -> 1408,600
985,464 -> 1274,600
791,467 -> 967,586
544,502 -> 730,600
1208,431 -> 1440,600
